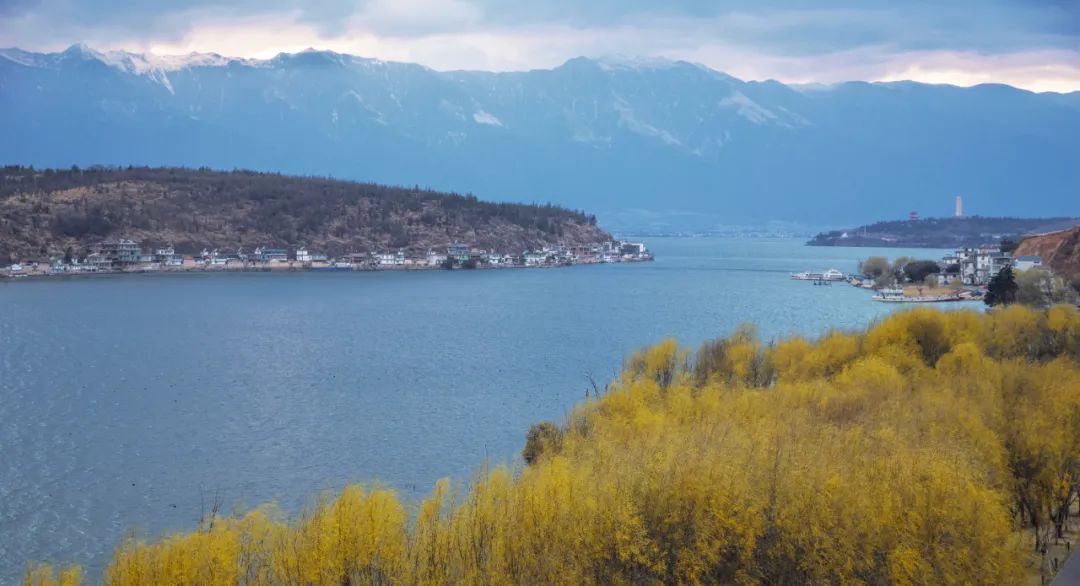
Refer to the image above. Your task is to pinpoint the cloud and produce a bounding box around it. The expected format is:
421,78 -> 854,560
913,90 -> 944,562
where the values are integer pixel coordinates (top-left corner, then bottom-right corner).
1,0 -> 1078,91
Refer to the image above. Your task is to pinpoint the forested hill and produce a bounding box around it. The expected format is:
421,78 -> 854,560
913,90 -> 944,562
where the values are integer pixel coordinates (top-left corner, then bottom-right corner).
0,166 -> 609,262
807,216 -> 1080,248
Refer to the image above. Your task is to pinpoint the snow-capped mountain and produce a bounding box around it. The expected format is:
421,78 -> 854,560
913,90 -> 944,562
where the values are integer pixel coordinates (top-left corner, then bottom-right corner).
3,44 -> 1079,226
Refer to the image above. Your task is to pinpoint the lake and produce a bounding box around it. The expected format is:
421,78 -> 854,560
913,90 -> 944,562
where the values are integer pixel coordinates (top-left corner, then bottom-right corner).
0,237 -> 977,580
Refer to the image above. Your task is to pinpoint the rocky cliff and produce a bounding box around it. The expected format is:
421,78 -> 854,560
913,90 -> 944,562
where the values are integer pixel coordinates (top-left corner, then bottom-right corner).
1015,225 -> 1080,279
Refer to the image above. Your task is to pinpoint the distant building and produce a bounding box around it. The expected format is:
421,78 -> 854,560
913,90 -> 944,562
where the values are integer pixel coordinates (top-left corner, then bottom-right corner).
153,247 -> 182,266
909,211 -> 919,221
341,253 -> 372,266
200,249 -> 230,266
97,239 -> 142,267
426,250 -> 448,266
85,252 -> 109,270
295,247 -> 311,263
524,251 -> 550,266
955,195 -> 963,218
1013,255 -> 1043,272
374,251 -> 406,266
954,247 -> 1011,285
989,251 -> 1012,278
447,242 -> 470,263
485,252 -> 513,265
254,247 -> 288,262
941,255 -> 960,276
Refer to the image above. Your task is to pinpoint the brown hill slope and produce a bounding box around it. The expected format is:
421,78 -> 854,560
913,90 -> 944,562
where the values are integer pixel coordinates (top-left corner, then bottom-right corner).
1015,225 -> 1080,279
0,166 -> 610,262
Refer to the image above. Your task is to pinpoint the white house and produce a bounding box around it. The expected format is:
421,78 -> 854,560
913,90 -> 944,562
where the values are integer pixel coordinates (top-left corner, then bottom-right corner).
374,251 -> 406,266
154,247 -> 182,266
524,251 -> 550,266
954,247 -> 1011,285
426,250 -> 448,266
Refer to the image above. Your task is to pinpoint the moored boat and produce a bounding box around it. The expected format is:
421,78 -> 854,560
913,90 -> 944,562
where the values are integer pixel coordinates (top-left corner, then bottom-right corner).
791,268 -> 846,281
872,287 -> 964,303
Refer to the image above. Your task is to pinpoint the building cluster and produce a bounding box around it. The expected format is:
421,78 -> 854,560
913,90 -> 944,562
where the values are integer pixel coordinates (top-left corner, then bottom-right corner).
940,246 -> 1043,285
5,238 -> 652,276
30,240 -> 185,274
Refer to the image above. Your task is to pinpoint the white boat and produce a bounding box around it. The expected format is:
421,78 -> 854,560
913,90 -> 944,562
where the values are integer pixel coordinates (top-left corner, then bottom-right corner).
872,287 -> 963,303
790,268 -> 845,281
871,287 -> 906,302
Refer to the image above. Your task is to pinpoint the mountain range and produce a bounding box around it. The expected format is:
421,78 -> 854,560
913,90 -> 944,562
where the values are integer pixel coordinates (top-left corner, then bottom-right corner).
3,44 -> 1079,230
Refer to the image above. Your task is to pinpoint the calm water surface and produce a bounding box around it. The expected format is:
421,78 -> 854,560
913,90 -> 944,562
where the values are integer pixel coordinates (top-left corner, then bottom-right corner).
0,237 -> 977,580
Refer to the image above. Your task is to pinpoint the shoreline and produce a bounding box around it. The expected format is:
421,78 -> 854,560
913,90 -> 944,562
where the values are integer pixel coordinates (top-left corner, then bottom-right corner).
1,256 -> 654,282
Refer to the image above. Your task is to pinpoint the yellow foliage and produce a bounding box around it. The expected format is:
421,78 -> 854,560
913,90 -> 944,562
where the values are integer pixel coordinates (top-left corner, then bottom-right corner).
22,565 -> 81,586
31,306 -> 1080,584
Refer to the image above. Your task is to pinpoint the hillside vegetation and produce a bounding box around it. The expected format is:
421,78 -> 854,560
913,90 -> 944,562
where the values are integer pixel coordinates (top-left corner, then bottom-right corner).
0,166 -> 607,262
25,306 -> 1080,585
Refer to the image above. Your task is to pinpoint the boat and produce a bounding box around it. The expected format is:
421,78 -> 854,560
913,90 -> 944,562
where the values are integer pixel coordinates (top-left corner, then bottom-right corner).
871,287 -> 906,302
790,268 -> 845,281
872,287 -> 964,303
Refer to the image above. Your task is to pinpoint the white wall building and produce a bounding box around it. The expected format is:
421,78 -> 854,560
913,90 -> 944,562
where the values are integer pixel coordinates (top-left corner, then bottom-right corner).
426,250 -> 448,266
374,251 -> 406,266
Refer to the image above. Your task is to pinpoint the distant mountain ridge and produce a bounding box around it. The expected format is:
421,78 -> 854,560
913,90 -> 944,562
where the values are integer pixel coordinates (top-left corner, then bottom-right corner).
3,45 -> 1079,227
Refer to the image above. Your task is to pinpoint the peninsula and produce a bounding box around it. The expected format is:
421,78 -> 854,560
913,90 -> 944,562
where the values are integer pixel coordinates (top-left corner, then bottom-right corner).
0,166 -> 650,276
807,216 -> 1080,249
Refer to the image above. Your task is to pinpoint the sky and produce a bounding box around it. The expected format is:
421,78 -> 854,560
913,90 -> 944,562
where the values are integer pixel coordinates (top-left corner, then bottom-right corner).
1,0 -> 1079,92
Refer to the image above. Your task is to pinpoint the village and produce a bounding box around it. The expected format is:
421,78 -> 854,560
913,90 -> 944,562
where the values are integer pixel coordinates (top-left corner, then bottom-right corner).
0,238 -> 653,278
794,242 -> 1068,305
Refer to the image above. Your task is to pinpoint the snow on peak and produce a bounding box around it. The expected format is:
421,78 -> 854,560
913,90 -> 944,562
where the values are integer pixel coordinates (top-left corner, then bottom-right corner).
472,110 -> 503,127
612,97 -> 682,146
0,47 -> 47,67
595,55 -> 681,72
718,91 -> 779,125
32,44 -> 244,94
51,44 -> 236,73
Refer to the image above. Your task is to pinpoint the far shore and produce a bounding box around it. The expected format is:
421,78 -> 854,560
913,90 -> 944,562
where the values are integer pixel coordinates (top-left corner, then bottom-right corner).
1,256 -> 653,282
